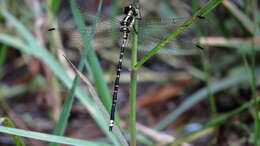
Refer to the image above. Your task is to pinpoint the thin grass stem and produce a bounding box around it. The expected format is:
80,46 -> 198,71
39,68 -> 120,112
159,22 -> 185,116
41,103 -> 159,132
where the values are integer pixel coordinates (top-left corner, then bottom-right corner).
130,70 -> 137,146
202,53 -> 217,117
240,28 -> 259,146
192,0 -> 217,117
130,0 -> 139,145
251,0 -> 259,145
0,44 -> 7,76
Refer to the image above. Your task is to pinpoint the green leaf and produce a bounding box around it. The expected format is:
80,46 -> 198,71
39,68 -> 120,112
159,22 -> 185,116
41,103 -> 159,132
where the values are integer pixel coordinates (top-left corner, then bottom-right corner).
50,1 -> 104,146
0,8 -> 119,145
50,0 -> 61,14
69,0 -> 125,143
0,44 -> 7,75
68,0 -> 112,115
0,126 -> 110,146
0,118 -> 25,146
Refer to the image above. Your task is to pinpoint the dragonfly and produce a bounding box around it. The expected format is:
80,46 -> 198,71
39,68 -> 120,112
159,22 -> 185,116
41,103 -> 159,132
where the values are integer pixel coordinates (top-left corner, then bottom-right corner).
58,2 -> 208,132
106,4 -> 141,131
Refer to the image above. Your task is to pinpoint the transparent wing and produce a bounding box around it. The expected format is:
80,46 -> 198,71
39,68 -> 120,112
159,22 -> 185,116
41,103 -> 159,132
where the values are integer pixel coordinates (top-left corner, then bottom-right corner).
138,16 -> 189,26
132,17 -> 208,55
59,5 -> 193,36
60,6 -> 209,64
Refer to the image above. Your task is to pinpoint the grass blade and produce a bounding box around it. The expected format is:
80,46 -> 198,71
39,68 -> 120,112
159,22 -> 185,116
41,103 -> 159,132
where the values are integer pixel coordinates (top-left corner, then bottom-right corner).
50,75 -> 79,145
50,1 -> 104,146
49,0 -> 61,14
70,0 -> 112,113
0,126 -> 111,146
155,67 -> 260,130
135,0 -> 222,69
222,0 -> 260,36
0,117 -> 25,146
251,0 -> 259,144
0,44 -> 7,75
0,8 -> 119,145
63,55 -> 128,146
192,0 -> 216,117
69,0 -> 121,136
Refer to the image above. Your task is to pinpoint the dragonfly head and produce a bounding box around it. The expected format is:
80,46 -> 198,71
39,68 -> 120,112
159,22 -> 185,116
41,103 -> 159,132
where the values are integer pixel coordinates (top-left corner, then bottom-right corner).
124,4 -> 139,16
123,5 -> 131,15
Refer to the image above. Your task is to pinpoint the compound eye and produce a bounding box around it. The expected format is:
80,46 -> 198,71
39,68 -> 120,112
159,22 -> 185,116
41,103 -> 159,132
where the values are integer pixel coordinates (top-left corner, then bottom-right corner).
124,6 -> 130,14
133,10 -> 138,16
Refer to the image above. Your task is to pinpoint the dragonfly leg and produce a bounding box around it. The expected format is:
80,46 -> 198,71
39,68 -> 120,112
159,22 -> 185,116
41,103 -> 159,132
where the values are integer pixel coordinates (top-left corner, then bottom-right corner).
133,26 -> 138,34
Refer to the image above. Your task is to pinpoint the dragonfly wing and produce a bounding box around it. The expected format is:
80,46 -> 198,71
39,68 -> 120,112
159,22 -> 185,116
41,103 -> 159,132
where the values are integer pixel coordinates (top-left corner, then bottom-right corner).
137,37 -> 200,56
136,16 -> 210,52
138,16 -> 189,28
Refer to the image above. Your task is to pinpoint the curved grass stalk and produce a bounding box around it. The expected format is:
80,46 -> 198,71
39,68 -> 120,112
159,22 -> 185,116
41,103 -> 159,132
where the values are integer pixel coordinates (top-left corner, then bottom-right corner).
50,1 -> 104,146
134,0 -> 222,69
63,55 -> 128,146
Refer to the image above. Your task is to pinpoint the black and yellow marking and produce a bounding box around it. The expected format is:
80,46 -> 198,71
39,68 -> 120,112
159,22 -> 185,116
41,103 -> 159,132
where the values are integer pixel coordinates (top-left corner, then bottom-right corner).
109,4 -> 140,132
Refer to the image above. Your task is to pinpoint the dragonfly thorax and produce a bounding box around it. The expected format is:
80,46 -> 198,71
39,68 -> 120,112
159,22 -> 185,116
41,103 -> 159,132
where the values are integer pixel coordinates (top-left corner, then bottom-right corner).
123,4 -> 139,16
119,4 -> 139,33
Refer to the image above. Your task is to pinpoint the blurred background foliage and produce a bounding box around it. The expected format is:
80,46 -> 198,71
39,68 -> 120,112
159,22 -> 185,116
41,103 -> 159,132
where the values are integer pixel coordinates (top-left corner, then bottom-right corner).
0,0 -> 260,145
